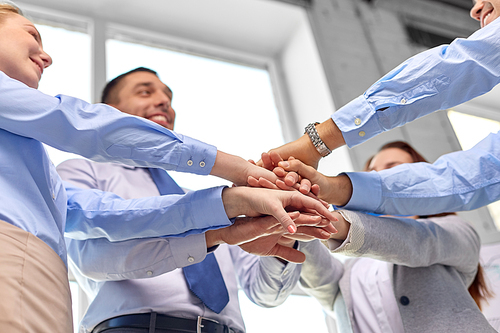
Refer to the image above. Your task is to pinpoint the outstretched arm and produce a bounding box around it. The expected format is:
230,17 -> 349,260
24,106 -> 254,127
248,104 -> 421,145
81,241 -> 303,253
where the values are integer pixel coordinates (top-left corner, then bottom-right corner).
262,18 -> 500,168
66,212 -> 335,281
328,211 -> 480,280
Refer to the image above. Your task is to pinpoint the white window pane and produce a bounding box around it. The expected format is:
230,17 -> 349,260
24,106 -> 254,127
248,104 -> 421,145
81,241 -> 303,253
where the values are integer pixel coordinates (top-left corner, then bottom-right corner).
448,110 -> 500,231
107,39 -> 285,190
238,290 -> 329,332
448,111 -> 500,151
36,24 -> 91,101
35,24 -> 91,166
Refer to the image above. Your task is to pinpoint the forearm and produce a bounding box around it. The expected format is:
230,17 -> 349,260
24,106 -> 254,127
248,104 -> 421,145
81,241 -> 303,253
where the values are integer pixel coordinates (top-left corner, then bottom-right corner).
0,71 -> 217,173
64,183 -> 232,241
344,132 -> 500,215
332,211 -> 480,273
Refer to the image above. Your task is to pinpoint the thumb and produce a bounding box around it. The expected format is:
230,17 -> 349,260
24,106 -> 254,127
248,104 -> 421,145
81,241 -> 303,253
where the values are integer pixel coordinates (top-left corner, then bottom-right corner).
272,208 -> 297,234
279,159 -> 317,182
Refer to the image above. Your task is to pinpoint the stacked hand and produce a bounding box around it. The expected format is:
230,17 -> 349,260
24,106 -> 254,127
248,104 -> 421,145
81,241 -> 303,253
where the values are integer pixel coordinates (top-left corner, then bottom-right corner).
250,152 -> 353,207
206,212 -> 337,263
210,149 -> 350,263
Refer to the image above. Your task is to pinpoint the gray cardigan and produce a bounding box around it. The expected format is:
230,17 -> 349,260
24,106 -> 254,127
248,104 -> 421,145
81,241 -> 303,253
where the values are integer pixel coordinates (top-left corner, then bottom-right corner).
299,211 -> 495,333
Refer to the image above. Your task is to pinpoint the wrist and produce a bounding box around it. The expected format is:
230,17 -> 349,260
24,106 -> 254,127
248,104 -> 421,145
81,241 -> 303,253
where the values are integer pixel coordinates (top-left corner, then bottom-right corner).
316,119 -> 345,151
305,122 -> 332,157
211,151 -> 248,185
298,134 -> 322,169
321,174 -> 352,206
205,229 -> 224,248
329,211 -> 350,241
221,187 -> 246,219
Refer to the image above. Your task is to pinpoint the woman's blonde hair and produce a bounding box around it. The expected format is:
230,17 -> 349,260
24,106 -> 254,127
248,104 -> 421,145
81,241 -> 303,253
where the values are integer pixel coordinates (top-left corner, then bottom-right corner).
0,2 -> 22,24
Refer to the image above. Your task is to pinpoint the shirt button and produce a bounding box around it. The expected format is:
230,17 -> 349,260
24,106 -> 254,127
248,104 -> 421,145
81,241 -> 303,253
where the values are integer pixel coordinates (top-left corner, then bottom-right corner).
188,256 -> 195,263
283,270 -> 289,276
52,193 -> 55,200
199,161 -> 205,168
400,98 -> 407,104
400,296 -> 410,306
187,160 -> 193,166
354,118 -> 361,126
358,131 -> 366,137
146,270 -> 153,276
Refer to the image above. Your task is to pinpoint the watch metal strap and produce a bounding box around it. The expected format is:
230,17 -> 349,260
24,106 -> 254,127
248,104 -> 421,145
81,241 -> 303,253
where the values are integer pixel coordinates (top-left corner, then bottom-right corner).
304,122 -> 332,157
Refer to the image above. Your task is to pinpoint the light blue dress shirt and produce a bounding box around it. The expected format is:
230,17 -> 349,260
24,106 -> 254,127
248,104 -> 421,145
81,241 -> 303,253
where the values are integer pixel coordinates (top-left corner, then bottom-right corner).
333,17 -> 500,147
330,18 -> 500,215
0,71 -> 217,264
57,160 -> 299,333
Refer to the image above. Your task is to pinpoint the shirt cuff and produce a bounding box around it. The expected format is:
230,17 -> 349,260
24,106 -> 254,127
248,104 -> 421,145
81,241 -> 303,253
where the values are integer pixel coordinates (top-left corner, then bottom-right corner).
188,186 -> 233,232
170,233 -> 208,268
342,171 -> 382,212
328,210 -> 364,255
331,95 -> 384,148
175,135 -> 217,175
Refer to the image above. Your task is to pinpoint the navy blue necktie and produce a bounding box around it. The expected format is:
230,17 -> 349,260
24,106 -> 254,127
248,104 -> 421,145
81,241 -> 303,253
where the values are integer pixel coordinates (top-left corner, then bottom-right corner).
148,168 -> 229,314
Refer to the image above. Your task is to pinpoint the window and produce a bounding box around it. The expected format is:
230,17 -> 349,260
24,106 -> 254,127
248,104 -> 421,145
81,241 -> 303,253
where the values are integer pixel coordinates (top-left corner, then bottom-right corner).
106,38 -> 285,190
448,110 -> 500,231
238,290 -> 328,332
36,23 -> 91,166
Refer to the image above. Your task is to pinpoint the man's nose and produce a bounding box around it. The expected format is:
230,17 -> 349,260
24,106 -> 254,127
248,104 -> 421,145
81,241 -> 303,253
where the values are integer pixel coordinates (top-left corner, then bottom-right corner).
154,92 -> 171,108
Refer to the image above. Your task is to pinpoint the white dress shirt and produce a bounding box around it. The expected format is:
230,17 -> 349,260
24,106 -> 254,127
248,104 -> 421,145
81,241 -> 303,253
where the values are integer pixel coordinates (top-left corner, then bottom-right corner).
57,159 -> 301,333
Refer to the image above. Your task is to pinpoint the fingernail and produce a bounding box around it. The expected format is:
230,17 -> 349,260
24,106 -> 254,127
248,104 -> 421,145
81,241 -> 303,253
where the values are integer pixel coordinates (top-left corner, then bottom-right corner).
321,230 -> 331,237
280,161 -> 290,168
287,224 -> 297,234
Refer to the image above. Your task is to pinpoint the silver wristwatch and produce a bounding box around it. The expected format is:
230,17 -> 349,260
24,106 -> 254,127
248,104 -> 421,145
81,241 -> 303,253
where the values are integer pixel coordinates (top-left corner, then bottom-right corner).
304,122 -> 332,157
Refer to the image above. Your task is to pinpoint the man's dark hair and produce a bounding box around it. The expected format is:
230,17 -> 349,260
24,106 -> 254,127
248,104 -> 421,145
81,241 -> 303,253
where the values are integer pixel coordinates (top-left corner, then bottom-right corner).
101,67 -> 158,104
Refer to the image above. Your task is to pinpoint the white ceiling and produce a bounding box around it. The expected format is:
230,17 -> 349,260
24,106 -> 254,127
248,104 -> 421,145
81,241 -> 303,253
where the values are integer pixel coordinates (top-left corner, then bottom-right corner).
18,0 -> 304,60
17,0 -> 500,117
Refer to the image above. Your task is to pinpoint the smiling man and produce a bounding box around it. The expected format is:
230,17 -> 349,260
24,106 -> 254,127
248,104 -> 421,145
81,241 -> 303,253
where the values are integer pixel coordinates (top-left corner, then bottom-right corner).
100,67 -> 176,130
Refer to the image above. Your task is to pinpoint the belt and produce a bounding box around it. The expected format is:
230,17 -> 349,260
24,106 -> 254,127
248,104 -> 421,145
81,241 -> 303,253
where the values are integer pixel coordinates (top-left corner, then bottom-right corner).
92,313 -> 237,333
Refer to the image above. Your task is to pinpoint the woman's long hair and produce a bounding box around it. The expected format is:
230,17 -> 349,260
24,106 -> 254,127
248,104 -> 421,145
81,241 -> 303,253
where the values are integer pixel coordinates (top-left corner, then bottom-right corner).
365,141 -> 494,310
